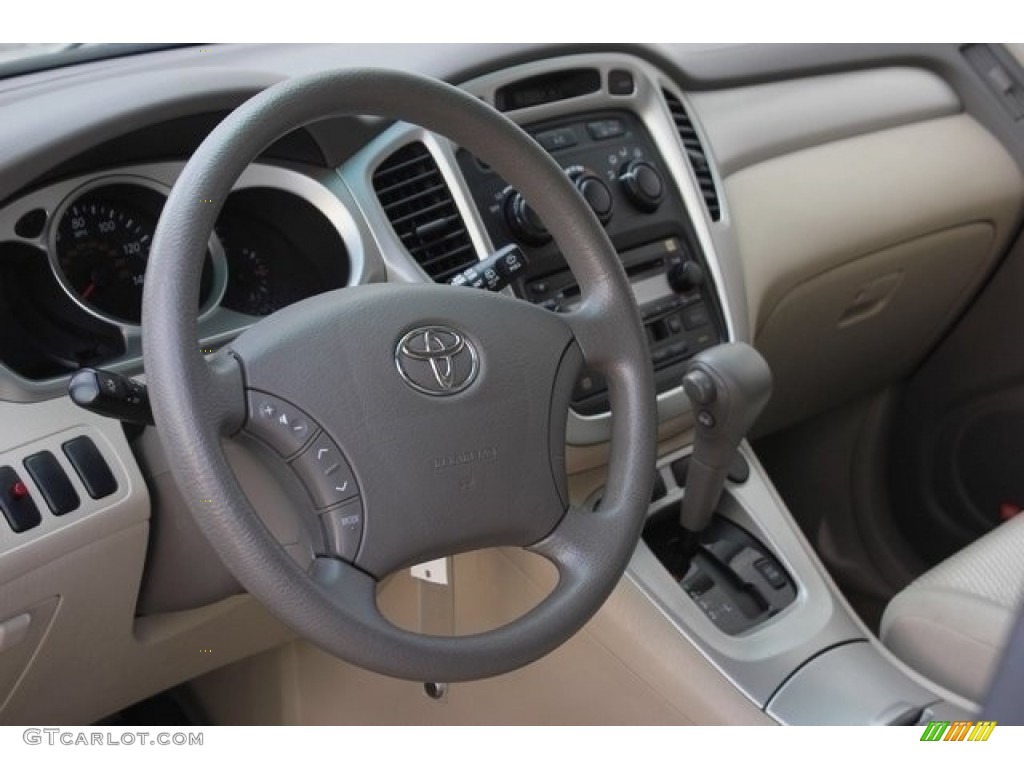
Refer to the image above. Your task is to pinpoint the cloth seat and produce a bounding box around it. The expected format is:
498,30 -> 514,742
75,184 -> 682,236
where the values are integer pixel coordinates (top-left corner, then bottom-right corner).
880,513 -> 1024,701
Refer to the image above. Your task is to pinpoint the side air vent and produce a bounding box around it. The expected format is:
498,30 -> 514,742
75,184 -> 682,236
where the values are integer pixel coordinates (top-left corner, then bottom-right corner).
662,89 -> 721,222
372,142 -> 477,282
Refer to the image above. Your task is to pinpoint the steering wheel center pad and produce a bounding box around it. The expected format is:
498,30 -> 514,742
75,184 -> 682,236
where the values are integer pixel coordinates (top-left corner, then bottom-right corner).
231,282 -> 579,577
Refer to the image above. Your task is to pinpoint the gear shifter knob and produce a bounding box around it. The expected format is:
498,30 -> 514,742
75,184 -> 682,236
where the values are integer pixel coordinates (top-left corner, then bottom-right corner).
679,342 -> 772,537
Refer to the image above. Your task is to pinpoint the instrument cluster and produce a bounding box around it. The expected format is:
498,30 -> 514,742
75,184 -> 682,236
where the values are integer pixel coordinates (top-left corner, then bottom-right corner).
0,164 -> 352,381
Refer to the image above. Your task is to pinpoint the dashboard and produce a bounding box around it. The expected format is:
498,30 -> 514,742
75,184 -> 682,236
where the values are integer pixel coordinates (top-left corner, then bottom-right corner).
1,46 -> 1021,436
0,43 -> 1022,725
0,51 -> 740,447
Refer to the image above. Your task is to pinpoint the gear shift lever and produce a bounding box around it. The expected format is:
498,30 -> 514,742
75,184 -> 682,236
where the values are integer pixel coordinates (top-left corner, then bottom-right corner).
677,342 -> 772,561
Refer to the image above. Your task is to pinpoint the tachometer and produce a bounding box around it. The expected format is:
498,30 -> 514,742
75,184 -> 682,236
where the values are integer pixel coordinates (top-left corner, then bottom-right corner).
220,238 -> 276,317
218,213 -> 321,317
52,183 -> 215,325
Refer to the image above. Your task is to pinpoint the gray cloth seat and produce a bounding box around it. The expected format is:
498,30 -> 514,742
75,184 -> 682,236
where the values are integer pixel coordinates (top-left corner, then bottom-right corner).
881,513 -> 1024,702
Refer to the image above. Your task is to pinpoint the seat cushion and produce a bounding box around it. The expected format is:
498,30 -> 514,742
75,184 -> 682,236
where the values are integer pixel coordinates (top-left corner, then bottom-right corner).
880,513 -> 1024,701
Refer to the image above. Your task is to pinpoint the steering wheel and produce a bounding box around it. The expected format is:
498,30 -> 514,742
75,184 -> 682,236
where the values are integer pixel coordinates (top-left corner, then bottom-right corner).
142,69 -> 656,682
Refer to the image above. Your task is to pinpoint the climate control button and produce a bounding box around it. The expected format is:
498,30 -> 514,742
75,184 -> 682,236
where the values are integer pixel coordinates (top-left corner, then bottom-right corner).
575,173 -> 613,222
503,190 -> 550,246
619,160 -> 665,212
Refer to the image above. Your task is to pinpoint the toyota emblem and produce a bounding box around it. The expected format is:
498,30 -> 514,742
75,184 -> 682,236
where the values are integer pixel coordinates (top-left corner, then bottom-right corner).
395,326 -> 479,396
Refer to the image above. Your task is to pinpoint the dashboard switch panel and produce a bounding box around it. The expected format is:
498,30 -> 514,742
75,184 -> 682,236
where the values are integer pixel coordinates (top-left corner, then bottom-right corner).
23,451 -> 80,516
61,436 -> 117,500
0,466 -> 42,533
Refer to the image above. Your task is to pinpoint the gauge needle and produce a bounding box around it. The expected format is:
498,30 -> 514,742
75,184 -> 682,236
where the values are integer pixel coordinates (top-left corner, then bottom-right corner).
81,282 -> 96,300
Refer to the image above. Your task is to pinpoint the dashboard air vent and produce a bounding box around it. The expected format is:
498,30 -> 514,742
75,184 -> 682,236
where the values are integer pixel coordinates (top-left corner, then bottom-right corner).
662,89 -> 721,222
372,142 -> 477,282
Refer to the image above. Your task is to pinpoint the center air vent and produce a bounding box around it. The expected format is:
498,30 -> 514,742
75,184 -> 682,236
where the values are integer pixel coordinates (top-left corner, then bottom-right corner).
372,142 -> 477,282
662,89 -> 721,222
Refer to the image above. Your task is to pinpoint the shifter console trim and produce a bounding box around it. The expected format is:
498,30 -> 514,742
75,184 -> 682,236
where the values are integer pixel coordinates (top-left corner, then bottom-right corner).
621,442 -> 866,707
644,511 -> 797,635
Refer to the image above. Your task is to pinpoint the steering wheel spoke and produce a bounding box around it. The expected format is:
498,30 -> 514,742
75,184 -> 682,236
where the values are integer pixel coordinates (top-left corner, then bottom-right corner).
531,500 -> 639,580
204,350 -> 247,436
560,297 -> 613,365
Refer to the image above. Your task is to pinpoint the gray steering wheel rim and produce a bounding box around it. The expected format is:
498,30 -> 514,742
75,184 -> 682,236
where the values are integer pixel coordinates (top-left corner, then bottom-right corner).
142,68 -> 657,681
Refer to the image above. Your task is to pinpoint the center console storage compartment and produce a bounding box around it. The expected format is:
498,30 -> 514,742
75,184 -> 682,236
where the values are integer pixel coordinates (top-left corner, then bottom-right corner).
766,641 -> 960,725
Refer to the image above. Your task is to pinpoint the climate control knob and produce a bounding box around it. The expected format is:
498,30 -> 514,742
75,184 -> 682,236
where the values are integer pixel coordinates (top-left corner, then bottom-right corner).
503,190 -> 550,246
669,261 -> 705,293
571,171 -> 614,224
619,160 -> 665,212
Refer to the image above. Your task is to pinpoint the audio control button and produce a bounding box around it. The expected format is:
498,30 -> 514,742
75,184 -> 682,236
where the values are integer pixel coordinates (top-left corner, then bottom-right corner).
668,341 -> 690,358
246,392 -> 317,458
291,433 -> 359,510
683,305 -> 711,330
321,498 -> 364,562
669,261 -> 705,293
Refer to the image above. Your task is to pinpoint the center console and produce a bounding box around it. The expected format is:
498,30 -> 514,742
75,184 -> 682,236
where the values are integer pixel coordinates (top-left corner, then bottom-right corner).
456,109 -> 725,414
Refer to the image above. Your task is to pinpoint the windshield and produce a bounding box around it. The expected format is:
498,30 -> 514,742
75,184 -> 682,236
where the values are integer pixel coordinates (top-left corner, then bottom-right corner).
0,43 -> 197,80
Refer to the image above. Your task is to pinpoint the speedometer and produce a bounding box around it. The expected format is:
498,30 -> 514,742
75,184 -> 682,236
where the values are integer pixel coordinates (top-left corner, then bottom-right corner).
52,183 -> 215,325
55,196 -> 154,323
